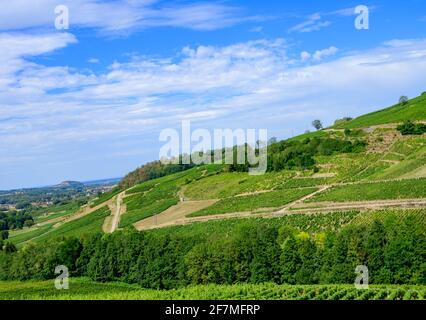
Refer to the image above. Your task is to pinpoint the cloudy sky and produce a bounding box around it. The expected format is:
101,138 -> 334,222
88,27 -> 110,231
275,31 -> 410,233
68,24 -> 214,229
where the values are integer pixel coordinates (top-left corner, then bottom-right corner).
1,0 -> 426,189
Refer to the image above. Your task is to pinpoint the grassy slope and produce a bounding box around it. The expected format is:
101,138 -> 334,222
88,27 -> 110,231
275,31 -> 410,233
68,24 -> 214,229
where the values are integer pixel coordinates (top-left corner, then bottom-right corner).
120,165 -> 223,227
335,94 -> 426,129
34,201 -> 82,224
10,95 -> 426,241
0,278 -> 424,300
9,224 -> 54,247
28,206 -> 110,243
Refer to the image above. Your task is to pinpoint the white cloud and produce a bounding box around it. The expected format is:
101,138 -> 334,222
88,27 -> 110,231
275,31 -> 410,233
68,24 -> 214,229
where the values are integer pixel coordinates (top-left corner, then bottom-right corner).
0,0 -> 258,33
289,13 -> 331,33
2,35 -> 426,188
250,26 -> 264,33
300,51 -> 311,62
300,47 -> 338,62
88,58 -> 100,64
289,6 -> 376,33
312,46 -> 338,61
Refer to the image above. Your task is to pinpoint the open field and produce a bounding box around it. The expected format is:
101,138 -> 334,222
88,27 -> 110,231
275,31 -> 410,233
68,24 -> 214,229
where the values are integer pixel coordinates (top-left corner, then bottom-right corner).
0,278 -> 424,300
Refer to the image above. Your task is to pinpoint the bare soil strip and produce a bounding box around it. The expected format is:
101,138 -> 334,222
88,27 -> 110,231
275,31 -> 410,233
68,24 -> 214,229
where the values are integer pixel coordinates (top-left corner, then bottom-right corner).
102,191 -> 127,233
134,200 -> 218,231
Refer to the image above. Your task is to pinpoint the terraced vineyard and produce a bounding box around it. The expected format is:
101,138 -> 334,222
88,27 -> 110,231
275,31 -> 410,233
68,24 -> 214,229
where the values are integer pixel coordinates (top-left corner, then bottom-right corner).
28,206 -> 110,243
189,187 -> 318,217
306,178 -> 426,203
2,94 -> 426,301
0,278 -> 424,300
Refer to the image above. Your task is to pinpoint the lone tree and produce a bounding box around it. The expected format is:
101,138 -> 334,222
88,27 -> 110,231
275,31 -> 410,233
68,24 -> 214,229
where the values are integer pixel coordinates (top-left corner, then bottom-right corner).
399,96 -> 408,105
312,119 -> 323,130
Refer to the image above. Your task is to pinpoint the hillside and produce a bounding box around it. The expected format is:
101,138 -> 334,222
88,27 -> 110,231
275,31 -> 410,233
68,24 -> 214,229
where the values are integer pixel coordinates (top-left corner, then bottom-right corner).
4,94 -> 426,243
2,94 -> 426,299
335,93 -> 426,129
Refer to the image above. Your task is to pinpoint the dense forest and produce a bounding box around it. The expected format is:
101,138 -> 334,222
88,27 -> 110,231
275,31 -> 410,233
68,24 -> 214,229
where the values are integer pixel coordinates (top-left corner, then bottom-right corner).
1,212 -> 424,287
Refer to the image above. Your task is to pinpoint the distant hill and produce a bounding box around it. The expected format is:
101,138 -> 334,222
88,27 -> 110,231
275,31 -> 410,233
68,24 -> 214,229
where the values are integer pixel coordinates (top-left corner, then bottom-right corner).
54,181 -> 84,189
83,177 -> 121,187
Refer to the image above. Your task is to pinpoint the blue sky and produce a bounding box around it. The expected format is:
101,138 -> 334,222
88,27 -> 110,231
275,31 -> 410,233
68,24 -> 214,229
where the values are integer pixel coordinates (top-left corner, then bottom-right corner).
1,0 -> 426,189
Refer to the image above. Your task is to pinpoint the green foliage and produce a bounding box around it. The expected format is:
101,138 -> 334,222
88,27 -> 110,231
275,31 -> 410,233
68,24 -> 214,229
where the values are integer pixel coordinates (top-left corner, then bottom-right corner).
397,121 -> 426,135
119,160 -> 196,189
266,137 -> 366,172
312,120 -> 323,130
335,117 -> 353,126
399,96 -> 409,105
0,211 -> 34,231
1,209 -> 425,290
0,230 -> 8,240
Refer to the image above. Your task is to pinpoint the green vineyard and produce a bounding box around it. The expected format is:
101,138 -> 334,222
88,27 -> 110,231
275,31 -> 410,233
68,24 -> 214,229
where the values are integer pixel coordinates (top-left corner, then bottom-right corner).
0,278 -> 424,300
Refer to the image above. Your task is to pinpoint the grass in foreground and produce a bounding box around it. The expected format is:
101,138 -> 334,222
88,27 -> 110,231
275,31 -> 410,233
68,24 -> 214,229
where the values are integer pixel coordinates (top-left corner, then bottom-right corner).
0,278 -> 424,300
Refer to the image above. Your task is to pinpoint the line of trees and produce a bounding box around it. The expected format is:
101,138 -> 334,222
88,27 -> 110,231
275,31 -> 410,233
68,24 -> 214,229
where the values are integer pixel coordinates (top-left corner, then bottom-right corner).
1,213 -> 424,287
0,211 -> 34,231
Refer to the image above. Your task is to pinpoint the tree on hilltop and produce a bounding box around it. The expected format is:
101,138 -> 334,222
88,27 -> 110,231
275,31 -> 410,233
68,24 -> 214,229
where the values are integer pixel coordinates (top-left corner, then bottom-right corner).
312,120 -> 323,131
399,96 -> 408,106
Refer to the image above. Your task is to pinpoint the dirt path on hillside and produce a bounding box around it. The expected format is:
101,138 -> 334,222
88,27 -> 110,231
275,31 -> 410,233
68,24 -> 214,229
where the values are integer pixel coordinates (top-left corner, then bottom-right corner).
134,199 -> 218,231
102,191 -> 126,233
276,186 -> 331,214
